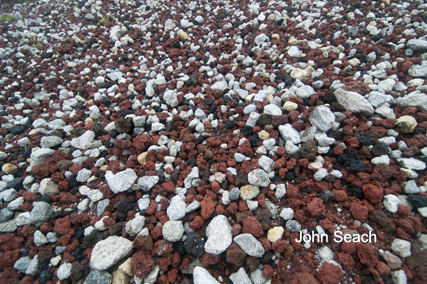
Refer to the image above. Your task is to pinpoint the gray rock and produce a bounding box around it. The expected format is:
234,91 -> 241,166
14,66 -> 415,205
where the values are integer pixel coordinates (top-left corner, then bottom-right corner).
25,256 -> 39,276
368,91 -> 391,108
57,262 -> 72,280
295,85 -> 315,99
14,257 -> 31,273
138,176 -> 160,192
38,178 -> 59,195
30,201 -> 54,227
85,13 -> 95,21
229,188 -> 240,201
230,267 -> 252,284
15,212 -> 31,226
0,219 -> 17,232
163,90 -> 178,107
97,199 -> 110,217
396,91 -> 427,112
46,232 -> 58,243
251,269 -> 269,284
286,220 -> 301,232
163,220 -> 184,242
264,104 -> 282,116
105,168 -> 137,194
7,196 -> 24,210
83,270 -> 112,284
204,215 -> 232,255
348,26 -> 359,37
334,88 -> 374,116
70,131 -> 95,150
90,236 -> 133,270
34,230 -> 48,246
258,155 -> 274,173
404,180 -> 419,194
234,234 -> 265,257
254,33 -> 268,45
29,148 -> 54,167
125,213 -> 146,236
166,195 -> 186,220
309,105 -> 335,132
408,62 -> 427,78
279,124 -> 301,144
76,169 -> 92,183
248,169 -> 270,187
397,158 -> 426,170
193,267 -> 219,284
391,238 -> 411,258
211,80 -> 228,91
40,136 -> 63,148
407,39 -> 427,51
0,208 -> 13,222
0,188 -> 17,202
288,46 -> 302,57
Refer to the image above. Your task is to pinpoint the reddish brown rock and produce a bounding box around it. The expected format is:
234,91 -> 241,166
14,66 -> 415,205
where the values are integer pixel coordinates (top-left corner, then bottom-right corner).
306,198 -> 325,218
356,243 -> 378,268
200,198 -> 216,219
362,184 -> 383,204
316,263 -> 343,284
131,252 -> 155,279
349,203 -> 368,222
338,252 -> 355,271
242,216 -> 264,237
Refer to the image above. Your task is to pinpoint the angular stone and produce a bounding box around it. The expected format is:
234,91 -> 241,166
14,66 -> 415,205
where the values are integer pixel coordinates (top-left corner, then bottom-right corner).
204,215 -> 232,255
105,169 -> 137,194
234,234 -> 265,257
90,236 -> 133,270
334,88 -> 374,116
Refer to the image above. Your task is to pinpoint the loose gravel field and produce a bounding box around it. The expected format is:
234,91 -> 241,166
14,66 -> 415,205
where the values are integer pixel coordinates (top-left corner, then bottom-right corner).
1,0 -> 427,283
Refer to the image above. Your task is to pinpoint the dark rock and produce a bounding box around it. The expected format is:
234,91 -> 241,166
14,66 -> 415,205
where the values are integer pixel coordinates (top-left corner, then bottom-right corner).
317,190 -> 335,204
407,194 -> 427,208
115,118 -> 133,134
114,198 -> 134,213
371,142 -> 391,156
8,126 -> 26,134
368,210 -> 395,233
7,178 -> 23,190
184,233 -> 205,257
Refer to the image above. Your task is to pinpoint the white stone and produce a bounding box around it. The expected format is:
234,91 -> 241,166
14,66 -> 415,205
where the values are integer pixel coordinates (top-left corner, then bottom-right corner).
193,267 -> 219,284
383,194 -> 400,213
105,169 -> 137,194
163,220 -> 184,242
234,234 -> 265,257
391,238 -> 411,258
90,236 -> 133,270
280,208 -> 294,220
204,215 -> 232,255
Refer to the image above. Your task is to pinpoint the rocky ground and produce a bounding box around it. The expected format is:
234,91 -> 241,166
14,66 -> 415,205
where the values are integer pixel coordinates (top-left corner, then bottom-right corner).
0,0 -> 427,283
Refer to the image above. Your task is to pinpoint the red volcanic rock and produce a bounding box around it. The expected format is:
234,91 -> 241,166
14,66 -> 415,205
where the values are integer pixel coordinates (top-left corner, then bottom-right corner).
131,251 -> 155,279
338,252 -> 355,271
226,242 -> 246,268
362,184 -> 384,204
262,264 -> 274,279
200,198 -> 216,219
190,216 -> 204,230
133,235 -> 154,252
153,239 -> 174,256
356,243 -> 378,268
242,216 -> 264,237
316,263 -> 343,284
349,203 -> 368,222
200,253 -> 221,267
54,216 -> 72,235
306,198 -> 325,218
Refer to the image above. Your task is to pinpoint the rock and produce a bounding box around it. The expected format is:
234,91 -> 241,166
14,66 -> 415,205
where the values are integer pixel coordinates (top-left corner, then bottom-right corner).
76,168 -> 92,182
288,46 -> 302,57
90,236 -> 133,270
13,257 -> 31,273
286,220 -> 301,232
258,155 -> 274,173
164,19 -> 176,31
184,233 -> 205,257
404,180 -> 419,194
390,270 -> 407,284
264,104 -> 282,116
2,163 -> 17,174
125,213 -> 145,236
105,169 -> 137,194
83,270 -> 112,284
248,169 -> 270,187
70,131 -> 95,150
166,195 -> 186,220
407,39 -> 427,51
29,148 -> 54,167
230,188 -> 240,201
383,251 -> 402,270
280,208 -> 294,220
307,198 -> 325,217
396,91 -> 427,112
25,255 -> 39,276
267,226 -> 284,242
30,201 -> 54,227
334,88 -> 374,116
383,194 -> 400,213
234,234 -> 265,257
211,80 -> 228,91
0,208 -> 13,222
240,185 -> 260,201
57,262 -> 72,280
39,178 -> 59,195
193,267 -> 219,284
34,230 -> 48,246
391,238 -> 411,258
408,62 -> 427,77
163,90 -> 178,107
279,124 -> 301,144
204,215 -> 232,255
138,176 -> 159,192
230,267 -> 252,284
162,221 -> 184,242
309,105 -> 335,132
290,68 -> 308,80
40,136 -> 63,148
395,115 -> 417,133
397,158 -> 426,170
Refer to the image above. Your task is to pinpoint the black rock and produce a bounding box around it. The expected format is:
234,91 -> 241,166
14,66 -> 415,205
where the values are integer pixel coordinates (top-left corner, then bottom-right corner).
92,124 -> 107,137
261,251 -> 275,264
84,229 -> 103,247
188,156 -> 197,167
407,194 -> 427,209
8,125 -> 26,134
39,270 -> 51,284
249,137 -> 260,147
242,126 -> 253,136
359,136 -> 371,146
348,187 -> 364,199
66,174 -> 80,189
173,241 -> 186,255
317,190 -> 335,204
114,198 -> 134,213
39,194 -> 51,203
7,178 -> 23,190
349,159 -> 367,172
371,142 -> 391,156
225,121 -> 235,129
184,233 -> 205,257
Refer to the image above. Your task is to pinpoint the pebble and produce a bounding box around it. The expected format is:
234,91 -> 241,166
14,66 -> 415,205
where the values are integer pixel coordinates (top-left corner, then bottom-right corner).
334,88 -> 374,116
204,215 -> 232,255
234,234 -> 265,257
105,169 -> 137,194
247,169 -> 270,187
163,220 -> 184,242
90,236 -> 133,270
193,267 -> 219,284
167,195 -> 187,220
57,262 -> 72,280
267,226 -> 284,243
391,238 -> 411,258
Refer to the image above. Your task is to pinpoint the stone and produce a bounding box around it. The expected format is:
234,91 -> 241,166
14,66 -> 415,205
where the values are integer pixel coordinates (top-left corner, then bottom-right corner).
204,215 -> 232,255
76,168 -> 92,182
234,234 -> 265,257
391,270 -> 407,284
334,88 -> 374,116
383,194 -> 400,213
193,267 -> 219,284
25,256 -> 39,276
258,155 -> 274,173
90,236 -> 133,270
70,131 -> 95,150
248,169 -> 270,187
396,91 -> 427,112
404,180 -> 419,194
267,226 -> 284,242
397,158 -> 426,170
395,115 -> 417,133
34,230 -> 48,246
407,39 -> 427,51
162,221 -> 184,242
138,176 -> 159,192
264,104 -> 282,116
166,195 -> 186,220
57,262 -> 72,280
38,178 -> 60,195
239,185 -> 259,201
164,19 -> 176,31
383,251 -> 402,270
125,213 -> 146,236
280,208 -> 294,220
40,136 -> 63,148
230,267 -> 252,284
391,238 -> 411,258
408,62 -> 427,77
83,270 -> 112,284
286,220 -> 301,232
288,46 -> 302,57
279,124 -> 301,144
105,169 -> 137,194
14,257 -> 31,273
211,80 -> 228,91
2,163 -> 17,174
0,208 -> 13,222
309,105 -> 335,132
30,201 -> 54,227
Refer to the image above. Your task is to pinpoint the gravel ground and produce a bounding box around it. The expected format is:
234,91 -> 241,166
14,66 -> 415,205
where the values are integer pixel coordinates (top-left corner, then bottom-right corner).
1,0 -> 427,283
